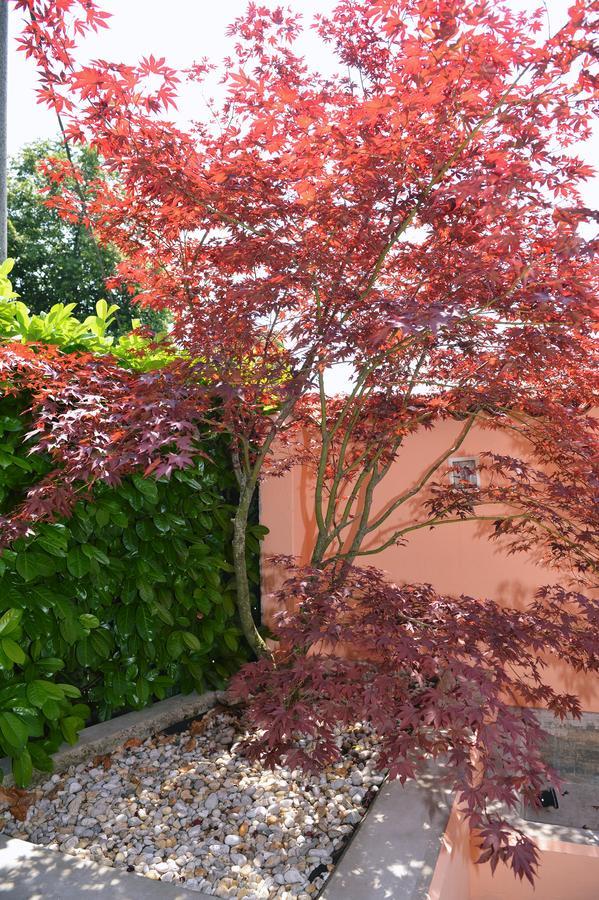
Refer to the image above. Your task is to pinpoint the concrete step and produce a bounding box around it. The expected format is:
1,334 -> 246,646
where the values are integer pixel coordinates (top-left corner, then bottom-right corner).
0,836 -> 211,899
320,762 -> 453,900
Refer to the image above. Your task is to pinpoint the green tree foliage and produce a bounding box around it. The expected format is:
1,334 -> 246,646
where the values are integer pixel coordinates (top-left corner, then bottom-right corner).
0,260 -> 174,370
0,276 -> 260,786
7,140 -> 164,335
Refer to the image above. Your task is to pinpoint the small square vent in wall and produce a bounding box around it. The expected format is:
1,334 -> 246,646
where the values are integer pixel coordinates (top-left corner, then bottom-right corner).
448,456 -> 479,487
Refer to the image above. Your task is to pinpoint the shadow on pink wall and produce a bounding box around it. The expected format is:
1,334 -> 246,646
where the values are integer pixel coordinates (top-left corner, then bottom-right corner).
260,419 -> 599,712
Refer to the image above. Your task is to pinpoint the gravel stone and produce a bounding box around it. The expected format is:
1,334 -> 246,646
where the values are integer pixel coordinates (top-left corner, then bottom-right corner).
205,793 -> 219,811
1,711 -> 382,898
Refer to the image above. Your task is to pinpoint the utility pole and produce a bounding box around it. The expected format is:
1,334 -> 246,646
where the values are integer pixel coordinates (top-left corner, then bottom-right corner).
0,1 -> 7,261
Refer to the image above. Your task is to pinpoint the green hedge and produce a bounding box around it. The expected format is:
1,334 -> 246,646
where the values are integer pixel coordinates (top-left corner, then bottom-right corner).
0,265 -> 261,785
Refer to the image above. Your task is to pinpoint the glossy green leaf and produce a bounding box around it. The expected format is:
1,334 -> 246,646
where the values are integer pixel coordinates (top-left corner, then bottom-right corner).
12,749 -> 33,787
28,743 -> 53,772
136,606 -> 153,641
60,716 -> 84,745
0,712 -> 28,751
182,632 -> 202,652
57,683 -> 81,699
0,608 -> 22,637
66,547 -> 90,578
166,631 -> 184,659
223,631 -> 239,652
90,630 -> 112,660
153,604 -> 174,626
15,551 -> 56,582
116,604 -> 136,638
1,639 -> 26,665
132,475 -> 158,504
41,699 -> 61,720
27,680 -> 65,703
81,544 -> 110,566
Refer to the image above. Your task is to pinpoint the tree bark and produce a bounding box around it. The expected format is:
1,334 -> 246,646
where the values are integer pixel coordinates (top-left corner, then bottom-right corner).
232,480 -> 269,658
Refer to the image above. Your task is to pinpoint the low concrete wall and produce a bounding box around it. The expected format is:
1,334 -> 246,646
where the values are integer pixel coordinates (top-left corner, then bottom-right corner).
534,709 -> 599,784
0,690 -> 224,786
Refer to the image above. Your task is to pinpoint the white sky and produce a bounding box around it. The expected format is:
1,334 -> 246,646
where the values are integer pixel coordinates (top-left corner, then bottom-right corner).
7,0 -> 335,152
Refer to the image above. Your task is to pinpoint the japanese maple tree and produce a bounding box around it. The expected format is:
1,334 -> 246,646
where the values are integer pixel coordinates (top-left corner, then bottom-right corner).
7,0 -> 599,881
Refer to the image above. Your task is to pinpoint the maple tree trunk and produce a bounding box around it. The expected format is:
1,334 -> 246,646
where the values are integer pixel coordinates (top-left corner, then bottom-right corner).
232,480 -> 269,659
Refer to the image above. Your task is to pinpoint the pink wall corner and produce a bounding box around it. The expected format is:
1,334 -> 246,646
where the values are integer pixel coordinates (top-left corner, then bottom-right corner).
428,805 -> 599,900
427,804 -> 472,900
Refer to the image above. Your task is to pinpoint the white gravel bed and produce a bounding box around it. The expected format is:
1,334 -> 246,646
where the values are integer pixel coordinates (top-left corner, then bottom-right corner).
0,708 -> 385,899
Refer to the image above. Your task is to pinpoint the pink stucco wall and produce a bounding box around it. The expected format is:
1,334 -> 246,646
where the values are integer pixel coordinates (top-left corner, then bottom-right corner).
260,419 -> 599,711
429,805 -> 599,900
427,803 -> 471,900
